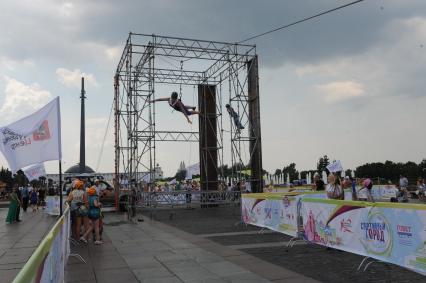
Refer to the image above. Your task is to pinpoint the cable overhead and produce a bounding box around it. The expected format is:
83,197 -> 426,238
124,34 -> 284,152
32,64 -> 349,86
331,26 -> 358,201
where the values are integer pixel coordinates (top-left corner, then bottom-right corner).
95,99 -> 114,172
237,0 -> 366,44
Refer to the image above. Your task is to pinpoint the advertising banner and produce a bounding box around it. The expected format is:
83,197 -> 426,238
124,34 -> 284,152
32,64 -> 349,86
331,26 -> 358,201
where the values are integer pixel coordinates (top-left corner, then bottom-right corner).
13,207 -> 70,283
242,193 -> 300,237
370,185 -> 399,199
185,163 -> 200,180
45,196 -> 61,216
301,198 -> 426,275
39,208 -> 70,283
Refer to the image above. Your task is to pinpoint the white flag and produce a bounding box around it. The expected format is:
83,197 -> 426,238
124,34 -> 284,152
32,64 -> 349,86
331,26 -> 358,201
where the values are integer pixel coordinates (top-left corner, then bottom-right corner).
0,97 -> 61,172
326,160 -> 343,173
185,163 -> 200,180
23,163 -> 46,181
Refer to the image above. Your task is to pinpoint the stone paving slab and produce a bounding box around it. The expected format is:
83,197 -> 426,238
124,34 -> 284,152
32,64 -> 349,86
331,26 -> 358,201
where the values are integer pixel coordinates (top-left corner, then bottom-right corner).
66,213 -> 318,283
128,215 -> 317,283
149,206 -> 426,283
0,208 -> 57,282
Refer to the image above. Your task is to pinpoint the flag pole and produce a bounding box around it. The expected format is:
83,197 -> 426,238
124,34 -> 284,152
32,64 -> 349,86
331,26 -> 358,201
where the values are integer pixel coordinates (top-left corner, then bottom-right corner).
59,160 -> 63,216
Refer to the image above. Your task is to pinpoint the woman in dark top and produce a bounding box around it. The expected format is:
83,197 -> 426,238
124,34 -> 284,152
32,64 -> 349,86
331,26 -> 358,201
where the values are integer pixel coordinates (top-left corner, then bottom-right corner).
312,173 -> 325,191
150,92 -> 200,124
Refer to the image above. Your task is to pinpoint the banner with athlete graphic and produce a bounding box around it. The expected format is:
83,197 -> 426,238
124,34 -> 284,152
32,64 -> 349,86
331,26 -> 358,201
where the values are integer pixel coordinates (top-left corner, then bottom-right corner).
300,198 -> 426,275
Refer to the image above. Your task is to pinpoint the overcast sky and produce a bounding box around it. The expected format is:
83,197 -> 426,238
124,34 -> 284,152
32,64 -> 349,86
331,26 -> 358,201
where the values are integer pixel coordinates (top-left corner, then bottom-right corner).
0,0 -> 425,176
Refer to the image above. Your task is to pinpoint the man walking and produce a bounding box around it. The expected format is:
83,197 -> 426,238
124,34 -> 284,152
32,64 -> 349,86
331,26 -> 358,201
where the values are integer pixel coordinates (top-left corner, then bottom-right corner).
399,174 -> 409,202
20,185 -> 30,212
15,185 -> 22,221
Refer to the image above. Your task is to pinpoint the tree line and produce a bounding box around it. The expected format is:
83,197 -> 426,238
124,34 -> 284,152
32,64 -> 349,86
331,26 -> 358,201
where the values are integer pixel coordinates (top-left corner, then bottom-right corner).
268,155 -> 426,184
0,167 -> 47,188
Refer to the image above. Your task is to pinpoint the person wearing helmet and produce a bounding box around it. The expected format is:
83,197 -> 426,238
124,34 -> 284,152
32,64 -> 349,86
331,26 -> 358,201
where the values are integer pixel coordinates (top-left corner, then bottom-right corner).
81,186 -> 103,244
88,179 -> 102,197
149,92 -> 199,124
67,179 -> 89,241
225,104 -> 244,131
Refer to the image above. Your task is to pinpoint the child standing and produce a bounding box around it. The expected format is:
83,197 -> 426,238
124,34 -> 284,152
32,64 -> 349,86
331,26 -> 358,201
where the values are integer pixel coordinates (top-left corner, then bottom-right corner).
29,188 -> 38,212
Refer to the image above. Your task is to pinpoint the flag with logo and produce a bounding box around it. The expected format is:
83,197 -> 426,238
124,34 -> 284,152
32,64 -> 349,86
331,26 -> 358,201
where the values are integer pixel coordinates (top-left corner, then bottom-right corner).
0,97 -> 61,172
23,163 -> 47,181
326,160 -> 343,173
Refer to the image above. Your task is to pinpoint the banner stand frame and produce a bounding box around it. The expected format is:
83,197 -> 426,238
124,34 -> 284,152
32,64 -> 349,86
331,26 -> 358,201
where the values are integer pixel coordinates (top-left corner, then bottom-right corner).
59,160 -> 63,216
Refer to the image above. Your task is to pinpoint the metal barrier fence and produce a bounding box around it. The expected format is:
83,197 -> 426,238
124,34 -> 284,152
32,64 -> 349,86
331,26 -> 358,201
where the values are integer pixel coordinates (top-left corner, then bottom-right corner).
13,207 -> 71,283
242,193 -> 426,275
120,190 -> 241,219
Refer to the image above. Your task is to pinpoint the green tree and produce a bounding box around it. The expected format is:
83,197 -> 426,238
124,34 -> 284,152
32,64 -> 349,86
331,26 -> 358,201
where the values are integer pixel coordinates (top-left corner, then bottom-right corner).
282,163 -> 298,181
420,159 -> 426,178
14,170 -> 28,187
0,167 -> 13,186
175,170 -> 187,181
345,169 -> 352,177
317,155 -> 330,174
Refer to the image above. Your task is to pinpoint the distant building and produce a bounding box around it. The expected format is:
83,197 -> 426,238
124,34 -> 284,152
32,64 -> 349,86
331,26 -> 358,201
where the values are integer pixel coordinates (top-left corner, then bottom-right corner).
178,161 -> 186,172
155,164 -> 163,179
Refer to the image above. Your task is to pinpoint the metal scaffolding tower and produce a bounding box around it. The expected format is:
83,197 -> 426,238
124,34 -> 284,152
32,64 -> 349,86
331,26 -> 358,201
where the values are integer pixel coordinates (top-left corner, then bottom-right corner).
114,33 -> 263,192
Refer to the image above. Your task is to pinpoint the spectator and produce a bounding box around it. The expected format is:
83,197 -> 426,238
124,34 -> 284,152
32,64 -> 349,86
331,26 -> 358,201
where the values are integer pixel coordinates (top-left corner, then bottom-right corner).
164,183 -> 170,192
38,186 -> 46,209
341,176 -> 351,189
357,178 -> 374,202
326,174 -> 343,200
350,177 -> 358,201
244,180 -> 252,193
399,175 -> 409,201
15,185 -> 22,221
92,179 -> 102,196
20,185 -> 29,212
312,173 -> 325,191
81,186 -> 103,244
6,186 -> 21,223
29,188 -> 38,212
417,178 -> 426,201
185,180 -> 192,204
67,180 -> 89,242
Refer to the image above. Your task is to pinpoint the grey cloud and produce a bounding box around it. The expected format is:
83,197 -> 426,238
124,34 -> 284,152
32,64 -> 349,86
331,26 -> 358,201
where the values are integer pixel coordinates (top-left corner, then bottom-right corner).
1,0 -> 425,68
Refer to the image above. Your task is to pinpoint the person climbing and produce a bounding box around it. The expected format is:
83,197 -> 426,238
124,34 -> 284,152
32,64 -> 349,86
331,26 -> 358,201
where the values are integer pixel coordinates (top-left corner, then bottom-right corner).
149,92 -> 199,124
225,104 -> 244,131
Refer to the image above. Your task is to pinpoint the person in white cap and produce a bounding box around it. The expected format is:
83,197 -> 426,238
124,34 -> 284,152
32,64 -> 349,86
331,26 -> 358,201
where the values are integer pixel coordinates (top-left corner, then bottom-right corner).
89,179 -> 102,197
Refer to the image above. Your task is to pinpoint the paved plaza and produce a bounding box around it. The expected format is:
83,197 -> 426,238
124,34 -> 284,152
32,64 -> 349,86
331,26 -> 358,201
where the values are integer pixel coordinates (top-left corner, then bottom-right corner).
1,205 -> 424,282
147,206 -> 425,283
0,208 -> 57,282
66,212 -> 316,283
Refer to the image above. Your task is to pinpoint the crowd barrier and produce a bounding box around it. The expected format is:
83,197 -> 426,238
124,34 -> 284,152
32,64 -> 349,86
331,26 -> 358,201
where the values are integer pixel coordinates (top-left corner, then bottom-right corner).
126,190 -> 241,219
267,185 -> 399,200
133,190 -> 241,208
13,207 -> 71,283
45,196 -> 61,216
242,192 -> 426,276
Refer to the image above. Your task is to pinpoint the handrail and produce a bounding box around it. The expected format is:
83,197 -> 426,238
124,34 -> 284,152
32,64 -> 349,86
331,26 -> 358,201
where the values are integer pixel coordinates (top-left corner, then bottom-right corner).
12,207 -> 70,283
